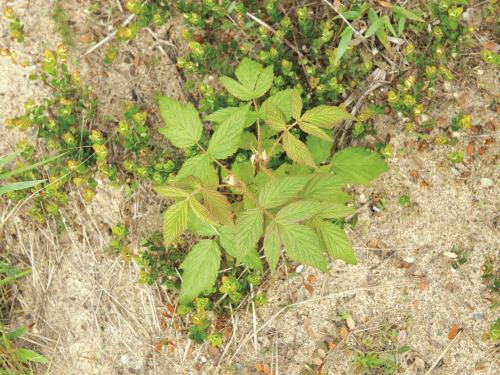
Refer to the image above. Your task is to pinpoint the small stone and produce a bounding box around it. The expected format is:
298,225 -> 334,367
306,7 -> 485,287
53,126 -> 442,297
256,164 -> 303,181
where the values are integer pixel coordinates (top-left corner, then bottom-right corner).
473,312 -> 484,321
414,357 -> 425,370
296,264 -> 304,273
120,354 -> 129,366
346,316 -> 356,330
403,256 -> 415,264
443,251 -> 458,259
317,348 -> 326,358
480,178 -> 493,187
312,357 -> 323,366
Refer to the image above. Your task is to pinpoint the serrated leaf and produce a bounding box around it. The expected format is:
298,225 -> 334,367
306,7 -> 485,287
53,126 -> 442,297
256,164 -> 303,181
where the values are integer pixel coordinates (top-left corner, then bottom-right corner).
263,222 -> 281,273
301,174 -> 349,202
241,248 -> 263,273
261,89 -> 294,120
236,208 -> 263,254
189,196 -> 217,225
283,131 -> 317,169
258,175 -> 310,209
301,105 -> 355,128
231,160 -> 254,186
219,76 -> 254,101
239,131 -> 258,150
319,203 -> 355,219
158,96 -> 203,148
391,5 -> 425,22
201,188 -> 233,226
276,200 -> 324,224
176,154 -> 219,187
264,102 -> 287,131
299,121 -> 332,142
316,221 -> 357,264
253,65 -> 274,99
219,225 -> 253,261
205,106 -> 257,128
163,199 -> 189,246
235,58 -> 264,90
306,134 -> 332,165
290,89 -> 303,121
331,147 -> 388,184
280,224 -> 327,271
153,185 -> 190,199
207,105 -> 248,159
179,240 -> 221,304
335,27 -> 353,65
187,210 -> 218,236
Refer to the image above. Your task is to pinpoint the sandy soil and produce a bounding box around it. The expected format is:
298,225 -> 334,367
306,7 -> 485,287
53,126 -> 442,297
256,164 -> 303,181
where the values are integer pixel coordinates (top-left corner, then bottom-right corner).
1,1 -> 498,374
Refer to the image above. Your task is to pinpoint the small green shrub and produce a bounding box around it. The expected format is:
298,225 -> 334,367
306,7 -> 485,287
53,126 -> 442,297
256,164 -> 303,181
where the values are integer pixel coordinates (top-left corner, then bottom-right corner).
155,58 -> 387,305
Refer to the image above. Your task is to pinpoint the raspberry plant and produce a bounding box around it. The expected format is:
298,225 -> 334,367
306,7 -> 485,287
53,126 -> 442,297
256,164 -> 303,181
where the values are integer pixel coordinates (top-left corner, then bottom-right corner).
156,59 -> 387,304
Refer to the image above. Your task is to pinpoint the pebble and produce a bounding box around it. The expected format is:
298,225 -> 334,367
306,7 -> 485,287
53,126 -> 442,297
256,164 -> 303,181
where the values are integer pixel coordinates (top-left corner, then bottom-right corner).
296,264 -> 304,273
317,348 -> 326,358
346,316 -> 356,330
312,357 -> 323,366
120,354 -> 129,366
403,256 -> 415,264
443,251 -> 458,259
414,357 -> 426,370
480,178 -> 493,187
473,312 -> 484,321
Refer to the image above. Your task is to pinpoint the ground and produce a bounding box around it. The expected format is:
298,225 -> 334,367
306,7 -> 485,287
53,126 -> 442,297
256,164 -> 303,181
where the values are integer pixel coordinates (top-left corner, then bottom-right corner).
0,1 -> 498,374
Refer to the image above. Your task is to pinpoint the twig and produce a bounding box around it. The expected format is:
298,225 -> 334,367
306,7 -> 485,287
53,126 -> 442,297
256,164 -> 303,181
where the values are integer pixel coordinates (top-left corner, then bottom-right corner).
250,284 -> 258,355
321,0 -> 364,39
84,14 -> 135,55
425,330 -> 463,374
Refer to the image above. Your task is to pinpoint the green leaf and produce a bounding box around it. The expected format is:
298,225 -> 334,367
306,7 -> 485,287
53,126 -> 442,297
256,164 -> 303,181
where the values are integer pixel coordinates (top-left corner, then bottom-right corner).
258,175 -> 309,209
335,27 -> 353,65
301,105 -> 355,128
201,188 -> 233,226
239,131 -> 258,150
241,247 -> 263,273
0,151 -> 20,169
219,76 -> 253,101
264,102 -> 287,131
301,174 -> 349,202
153,185 -> 190,199
316,221 -> 357,264
331,147 -> 388,185
235,208 -> 263,255
219,225 -> 253,261
263,222 -> 281,273
0,179 -> 46,195
235,58 -> 264,91
180,240 -> 221,304
306,134 -> 332,164
163,199 -> 189,246
299,122 -> 332,142
158,96 -> 203,148
187,210 -> 218,236
205,106 -> 257,128
176,154 -> 219,187
189,196 -> 217,225
319,203 -> 355,219
280,224 -> 327,271
276,200 -> 324,224
15,348 -> 48,364
391,5 -> 425,22
261,89 -> 294,120
365,14 -> 384,38
290,89 -> 303,121
207,105 -> 248,159
253,65 -> 274,99
283,131 -> 317,169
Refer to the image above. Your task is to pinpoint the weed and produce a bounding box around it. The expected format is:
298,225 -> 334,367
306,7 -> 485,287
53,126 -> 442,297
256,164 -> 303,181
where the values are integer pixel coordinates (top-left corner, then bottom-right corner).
2,6 -> 24,43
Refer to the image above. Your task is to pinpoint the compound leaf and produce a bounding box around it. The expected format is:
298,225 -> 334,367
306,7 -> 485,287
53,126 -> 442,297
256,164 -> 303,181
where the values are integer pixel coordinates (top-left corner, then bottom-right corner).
258,176 -> 309,209
208,105 -> 248,159
236,208 -> 263,255
290,89 -> 303,121
263,222 -> 281,273
201,188 -> 233,226
253,65 -> 274,99
301,105 -> 355,128
219,76 -> 253,101
189,197 -> 217,225
264,102 -> 287,131
153,185 -> 190,199
283,131 -> 317,169
299,121 -> 332,142
163,199 -> 189,246
180,240 -> 221,304
280,224 -> 327,272
331,147 -> 387,185
316,221 -> 357,264
158,96 -> 203,148
176,154 -> 219,187
276,200 -> 324,224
